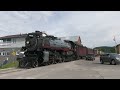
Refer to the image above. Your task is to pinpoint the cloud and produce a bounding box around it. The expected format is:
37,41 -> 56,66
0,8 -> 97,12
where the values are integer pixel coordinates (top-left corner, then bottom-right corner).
0,11 -> 53,36
0,11 -> 120,48
46,11 -> 120,48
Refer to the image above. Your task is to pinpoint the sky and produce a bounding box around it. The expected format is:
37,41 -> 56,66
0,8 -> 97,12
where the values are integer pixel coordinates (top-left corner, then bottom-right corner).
0,11 -> 120,48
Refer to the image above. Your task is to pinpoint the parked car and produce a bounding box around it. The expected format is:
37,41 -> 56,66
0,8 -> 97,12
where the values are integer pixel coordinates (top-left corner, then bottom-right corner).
100,53 -> 120,65
16,51 -> 25,61
86,54 -> 95,61
16,46 -> 26,61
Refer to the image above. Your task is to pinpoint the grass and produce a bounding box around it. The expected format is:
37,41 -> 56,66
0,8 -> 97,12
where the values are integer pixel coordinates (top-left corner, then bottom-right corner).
0,61 -> 19,69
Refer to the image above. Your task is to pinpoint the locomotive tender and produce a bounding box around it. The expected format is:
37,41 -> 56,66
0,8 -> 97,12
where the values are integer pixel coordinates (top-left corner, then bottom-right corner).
17,31 -> 77,68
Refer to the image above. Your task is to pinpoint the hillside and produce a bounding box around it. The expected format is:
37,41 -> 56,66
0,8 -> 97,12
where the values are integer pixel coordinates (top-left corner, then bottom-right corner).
94,46 -> 115,53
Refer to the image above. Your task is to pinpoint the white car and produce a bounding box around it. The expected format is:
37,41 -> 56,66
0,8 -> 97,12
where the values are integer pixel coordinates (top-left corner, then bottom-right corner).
16,51 -> 25,60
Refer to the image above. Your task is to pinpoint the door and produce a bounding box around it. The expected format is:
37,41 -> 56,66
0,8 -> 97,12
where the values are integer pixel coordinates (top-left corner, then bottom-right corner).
104,54 -> 110,62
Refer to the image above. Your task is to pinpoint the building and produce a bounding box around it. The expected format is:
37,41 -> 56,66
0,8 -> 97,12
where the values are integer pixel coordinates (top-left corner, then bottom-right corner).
0,34 -> 27,48
0,34 -> 27,62
116,44 -> 120,54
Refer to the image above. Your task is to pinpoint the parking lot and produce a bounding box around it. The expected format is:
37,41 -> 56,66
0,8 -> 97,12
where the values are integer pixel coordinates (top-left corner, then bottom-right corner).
0,56 -> 120,79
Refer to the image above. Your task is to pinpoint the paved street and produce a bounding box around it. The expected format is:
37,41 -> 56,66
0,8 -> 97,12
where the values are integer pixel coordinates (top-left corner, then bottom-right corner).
0,57 -> 120,79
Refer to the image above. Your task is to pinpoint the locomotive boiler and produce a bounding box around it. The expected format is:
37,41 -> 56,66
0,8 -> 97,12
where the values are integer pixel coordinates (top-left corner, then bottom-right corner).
17,31 -> 77,68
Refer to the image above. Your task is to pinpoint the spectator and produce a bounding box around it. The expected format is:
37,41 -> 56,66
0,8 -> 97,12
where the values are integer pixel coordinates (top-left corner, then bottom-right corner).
2,57 -> 8,65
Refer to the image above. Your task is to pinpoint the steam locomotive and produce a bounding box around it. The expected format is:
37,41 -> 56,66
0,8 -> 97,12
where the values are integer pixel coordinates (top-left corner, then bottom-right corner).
17,31 -> 78,68
17,31 -> 98,68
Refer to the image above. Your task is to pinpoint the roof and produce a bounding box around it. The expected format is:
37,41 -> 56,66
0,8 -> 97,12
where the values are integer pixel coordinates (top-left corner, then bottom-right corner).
0,34 -> 27,40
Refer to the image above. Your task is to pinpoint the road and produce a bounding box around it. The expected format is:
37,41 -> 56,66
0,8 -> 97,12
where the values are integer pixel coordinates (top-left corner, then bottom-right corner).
0,57 -> 120,79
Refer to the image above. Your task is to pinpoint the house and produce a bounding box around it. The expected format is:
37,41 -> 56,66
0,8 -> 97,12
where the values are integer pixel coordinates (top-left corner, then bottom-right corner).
0,34 -> 27,48
116,44 -> 120,54
0,34 -> 27,62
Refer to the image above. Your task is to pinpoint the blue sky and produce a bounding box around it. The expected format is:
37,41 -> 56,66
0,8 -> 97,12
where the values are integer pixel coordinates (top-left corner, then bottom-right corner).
0,11 -> 120,48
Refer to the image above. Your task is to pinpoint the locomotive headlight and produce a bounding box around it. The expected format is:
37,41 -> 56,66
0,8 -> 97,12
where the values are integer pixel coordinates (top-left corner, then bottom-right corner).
26,41 -> 29,44
23,55 -> 25,57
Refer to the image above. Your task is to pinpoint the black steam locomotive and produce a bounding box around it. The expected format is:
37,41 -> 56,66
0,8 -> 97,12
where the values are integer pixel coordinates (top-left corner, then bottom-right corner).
17,31 -> 77,68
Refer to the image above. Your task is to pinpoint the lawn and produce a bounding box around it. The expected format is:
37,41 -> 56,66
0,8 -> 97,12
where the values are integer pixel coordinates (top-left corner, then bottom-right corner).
0,61 -> 19,69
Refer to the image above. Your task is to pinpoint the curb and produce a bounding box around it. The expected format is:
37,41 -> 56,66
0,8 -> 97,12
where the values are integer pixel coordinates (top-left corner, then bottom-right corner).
0,67 -> 16,71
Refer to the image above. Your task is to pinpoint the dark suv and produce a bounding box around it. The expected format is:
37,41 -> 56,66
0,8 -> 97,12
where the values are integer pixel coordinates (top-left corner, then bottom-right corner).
86,54 -> 95,61
100,53 -> 120,65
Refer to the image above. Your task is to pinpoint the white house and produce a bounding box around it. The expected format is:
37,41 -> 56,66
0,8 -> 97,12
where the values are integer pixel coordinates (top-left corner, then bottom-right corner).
0,34 -> 27,58
0,34 -> 27,48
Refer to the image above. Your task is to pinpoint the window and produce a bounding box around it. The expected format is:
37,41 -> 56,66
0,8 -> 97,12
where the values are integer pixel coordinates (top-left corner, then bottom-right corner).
7,38 -> 11,42
1,52 -> 3,56
0,51 -> 10,56
3,52 -> 5,56
3,38 -> 11,43
7,52 -> 10,55
13,38 -> 16,43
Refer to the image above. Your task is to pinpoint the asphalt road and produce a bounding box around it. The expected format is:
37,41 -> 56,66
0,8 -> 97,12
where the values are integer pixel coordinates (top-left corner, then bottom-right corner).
0,57 -> 120,79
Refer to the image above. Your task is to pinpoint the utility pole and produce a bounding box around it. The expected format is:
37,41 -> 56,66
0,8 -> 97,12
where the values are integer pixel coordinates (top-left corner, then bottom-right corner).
113,36 -> 117,53
115,44 -> 117,53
